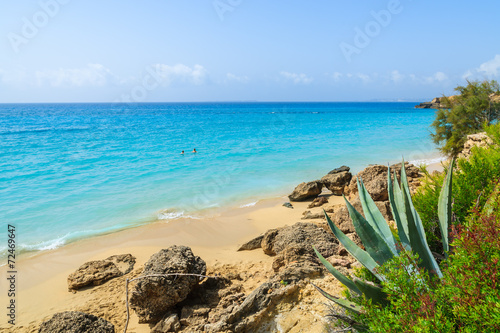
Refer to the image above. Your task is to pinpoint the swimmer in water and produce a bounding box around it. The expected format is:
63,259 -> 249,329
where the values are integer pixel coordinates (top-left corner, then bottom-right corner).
181,150 -> 184,155
192,148 -> 197,153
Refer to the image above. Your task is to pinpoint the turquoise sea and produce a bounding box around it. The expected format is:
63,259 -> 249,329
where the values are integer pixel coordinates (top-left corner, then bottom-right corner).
0,102 -> 441,258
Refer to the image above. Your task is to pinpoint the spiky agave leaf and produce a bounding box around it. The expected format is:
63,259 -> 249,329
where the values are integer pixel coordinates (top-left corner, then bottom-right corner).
313,246 -> 361,295
387,168 -> 411,250
344,196 -> 394,267
311,283 -> 364,314
437,158 -> 454,255
357,178 -> 398,254
400,162 -> 442,278
325,211 -> 383,280
353,278 -> 389,307
392,170 -> 410,238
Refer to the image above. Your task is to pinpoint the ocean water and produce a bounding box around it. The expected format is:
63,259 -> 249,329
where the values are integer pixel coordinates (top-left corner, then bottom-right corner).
0,102 -> 440,258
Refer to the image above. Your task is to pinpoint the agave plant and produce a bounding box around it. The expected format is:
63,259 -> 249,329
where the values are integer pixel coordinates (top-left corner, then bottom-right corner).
313,159 -> 454,317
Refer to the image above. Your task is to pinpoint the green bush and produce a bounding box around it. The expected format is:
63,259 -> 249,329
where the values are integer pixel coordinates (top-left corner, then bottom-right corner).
431,79 -> 500,156
362,186 -> 500,332
414,123 -> 500,253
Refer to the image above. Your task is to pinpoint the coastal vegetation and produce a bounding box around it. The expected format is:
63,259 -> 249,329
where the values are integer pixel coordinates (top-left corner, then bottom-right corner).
415,123 -> 500,252
318,81 -> 500,332
431,79 -> 500,156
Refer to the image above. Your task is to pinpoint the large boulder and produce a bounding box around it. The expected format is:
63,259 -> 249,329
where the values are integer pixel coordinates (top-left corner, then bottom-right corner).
38,311 -> 115,333
130,246 -> 206,323
288,181 -> 323,201
346,165 -> 388,201
67,254 -> 136,291
346,163 -> 422,200
261,222 -> 338,258
321,171 -> 352,195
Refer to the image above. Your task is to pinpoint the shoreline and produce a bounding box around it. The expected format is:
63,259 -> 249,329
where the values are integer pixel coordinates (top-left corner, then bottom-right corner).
4,152 -> 446,263
1,156 -> 446,332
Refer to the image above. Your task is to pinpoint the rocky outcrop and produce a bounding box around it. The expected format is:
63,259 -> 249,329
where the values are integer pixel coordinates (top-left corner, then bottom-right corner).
459,132 -> 493,159
415,97 -> 448,109
345,165 -> 390,201
321,171 -> 352,196
205,278 -> 302,333
345,162 -> 422,200
288,181 -> 323,201
261,222 -> 338,258
38,311 -> 115,333
260,222 -> 338,281
130,246 -> 206,323
67,254 -> 136,291
237,235 -> 263,251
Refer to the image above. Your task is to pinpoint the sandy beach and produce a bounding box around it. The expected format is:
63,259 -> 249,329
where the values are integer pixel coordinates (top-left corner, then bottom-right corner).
1,160 -> 445,333
2,192 -> 348,332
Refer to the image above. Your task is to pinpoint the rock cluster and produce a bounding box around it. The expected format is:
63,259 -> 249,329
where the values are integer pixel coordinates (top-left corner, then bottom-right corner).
288,166 -> 352,201
67,254 -> 136,291
415,97 -> 448,109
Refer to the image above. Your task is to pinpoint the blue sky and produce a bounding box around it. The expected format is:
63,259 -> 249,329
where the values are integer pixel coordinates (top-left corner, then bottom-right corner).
0,0 -> 499,103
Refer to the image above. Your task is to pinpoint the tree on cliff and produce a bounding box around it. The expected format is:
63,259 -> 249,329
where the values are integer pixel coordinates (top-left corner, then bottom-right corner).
431,79 -> 500,156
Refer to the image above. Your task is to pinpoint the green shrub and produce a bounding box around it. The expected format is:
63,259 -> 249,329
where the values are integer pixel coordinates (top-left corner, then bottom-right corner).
362,186 -> 500,332
414,123 -> 500,253
431,79 -> 500,156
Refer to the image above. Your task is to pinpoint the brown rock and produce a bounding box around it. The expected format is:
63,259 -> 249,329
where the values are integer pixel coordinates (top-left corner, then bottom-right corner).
130,246 -> 206,323
328,165 -> 350,174
68,261 -> 121,291
346,165 -> 388,201
261,222 -> 338,258
151,312 -> 181,333
346,163 -> 422,200
326,255 -> 352,268
288,181 -> 323,201
38,311 -> 115,333
307,196 -> 329,208
459,132 -> 493,159
301,210 -> 327,220
321,171 -> 352,195
67,253 -> 136,291
237,235 -> 263,251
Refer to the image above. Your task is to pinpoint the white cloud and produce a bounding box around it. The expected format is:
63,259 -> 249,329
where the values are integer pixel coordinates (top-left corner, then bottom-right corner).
391,70 -> 404,83
152,64 -> 208,85
226,73 -> 249,83
35,64 -> 114,87
460,55 -> 500,81
280,71 -> 313,84
423,71 -> 448,84
477,54 -> 500,77
331,72 -> 343,81
434,72 -> 448,82
356,73 -> 371,83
